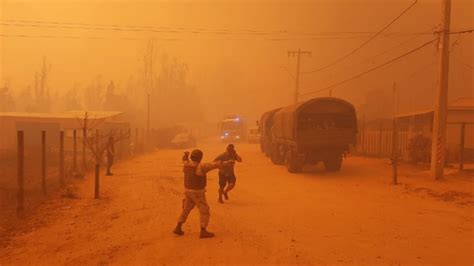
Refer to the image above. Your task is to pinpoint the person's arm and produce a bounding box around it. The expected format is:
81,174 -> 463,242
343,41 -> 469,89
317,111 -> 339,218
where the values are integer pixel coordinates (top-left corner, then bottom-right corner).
230,150 -> 242,162
213,153 -> 224,162
182,151 -> 190,165
234,152 -> 242,162
200,160 -> 233,173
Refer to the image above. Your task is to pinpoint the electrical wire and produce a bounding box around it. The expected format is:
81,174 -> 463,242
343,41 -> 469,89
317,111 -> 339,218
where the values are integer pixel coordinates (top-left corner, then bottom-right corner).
0,22 -> 435,41
301,0 -> 418,74
0,33 -> 181,41
303,32 -> 433,80
0,18 -> 435,37
299,37 -> 437,97
453,57 -> 474,69
0,31 -> 429,42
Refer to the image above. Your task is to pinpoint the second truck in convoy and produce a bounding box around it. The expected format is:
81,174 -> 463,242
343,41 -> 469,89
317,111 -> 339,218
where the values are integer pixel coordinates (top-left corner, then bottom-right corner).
259,108 -> 281,155
259,97 -> 357,173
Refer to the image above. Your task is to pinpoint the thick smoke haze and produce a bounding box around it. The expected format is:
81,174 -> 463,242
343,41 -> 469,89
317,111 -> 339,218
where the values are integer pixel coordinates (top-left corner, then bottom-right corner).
1,0 -> 473,125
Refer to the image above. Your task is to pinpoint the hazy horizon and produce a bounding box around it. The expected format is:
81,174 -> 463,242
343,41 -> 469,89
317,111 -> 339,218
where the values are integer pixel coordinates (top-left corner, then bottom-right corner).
1,0 -> 473,124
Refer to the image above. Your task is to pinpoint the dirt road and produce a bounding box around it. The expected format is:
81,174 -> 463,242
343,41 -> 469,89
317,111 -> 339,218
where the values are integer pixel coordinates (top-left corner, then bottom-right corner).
1,141 -> 473,265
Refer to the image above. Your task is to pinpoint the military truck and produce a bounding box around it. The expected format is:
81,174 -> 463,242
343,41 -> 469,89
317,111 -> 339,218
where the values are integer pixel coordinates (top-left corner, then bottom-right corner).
259,108 -> 281,156
269,97 -> 357,172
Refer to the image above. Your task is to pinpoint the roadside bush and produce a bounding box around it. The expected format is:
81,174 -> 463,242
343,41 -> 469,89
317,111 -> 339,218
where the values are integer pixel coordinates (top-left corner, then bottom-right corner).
408,135 -> 431,163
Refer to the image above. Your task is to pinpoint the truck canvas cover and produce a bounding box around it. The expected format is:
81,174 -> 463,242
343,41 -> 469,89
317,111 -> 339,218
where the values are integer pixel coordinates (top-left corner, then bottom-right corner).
272,97 -> 357,141
259,108 -> 281,138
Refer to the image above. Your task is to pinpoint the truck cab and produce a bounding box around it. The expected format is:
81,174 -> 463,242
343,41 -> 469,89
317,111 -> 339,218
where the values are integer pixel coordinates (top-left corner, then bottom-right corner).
219,116 -> 245,142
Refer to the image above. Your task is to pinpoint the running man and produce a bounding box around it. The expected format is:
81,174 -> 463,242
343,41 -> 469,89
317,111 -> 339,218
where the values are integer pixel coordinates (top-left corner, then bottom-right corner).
214,144 -> 242,203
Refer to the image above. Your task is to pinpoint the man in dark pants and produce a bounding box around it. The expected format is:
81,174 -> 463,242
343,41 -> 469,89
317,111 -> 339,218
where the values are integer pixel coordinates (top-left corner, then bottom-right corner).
106,136 -> 115,176
214,144 -> 242,203
173,149 -> 232,238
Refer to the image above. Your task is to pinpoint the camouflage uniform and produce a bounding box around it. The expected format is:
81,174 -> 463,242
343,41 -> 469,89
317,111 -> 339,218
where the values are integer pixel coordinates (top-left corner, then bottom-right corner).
177,160 -> 221,228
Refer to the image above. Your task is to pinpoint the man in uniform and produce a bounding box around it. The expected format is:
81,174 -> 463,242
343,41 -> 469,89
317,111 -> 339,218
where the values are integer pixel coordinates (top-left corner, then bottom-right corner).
173,149 -> 232,238
214,144 -> 242,203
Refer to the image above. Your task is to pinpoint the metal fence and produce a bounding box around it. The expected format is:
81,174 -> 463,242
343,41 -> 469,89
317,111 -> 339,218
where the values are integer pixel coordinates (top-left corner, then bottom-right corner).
0,127 -> 152,234
354,123 -> 474,169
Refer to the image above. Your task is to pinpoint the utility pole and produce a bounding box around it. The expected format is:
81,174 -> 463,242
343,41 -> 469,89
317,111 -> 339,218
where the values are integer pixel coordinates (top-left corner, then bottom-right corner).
288,49 -> 311,103
431,0 -> 451,180
392,82 -> 398,185
146,93 -> 150,150
147,93 -> 150,134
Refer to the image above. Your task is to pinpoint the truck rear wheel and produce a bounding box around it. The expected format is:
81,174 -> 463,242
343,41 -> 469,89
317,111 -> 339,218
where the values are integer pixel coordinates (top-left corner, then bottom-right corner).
324,154 -> 342,171
270,144 -> 285,165
287,152 -> 302,173
264,143 -> 272,157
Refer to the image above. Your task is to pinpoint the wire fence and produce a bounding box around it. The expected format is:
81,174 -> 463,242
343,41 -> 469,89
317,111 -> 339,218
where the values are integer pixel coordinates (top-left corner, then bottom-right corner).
354,123 -> 474,169
0,127 -> 156,234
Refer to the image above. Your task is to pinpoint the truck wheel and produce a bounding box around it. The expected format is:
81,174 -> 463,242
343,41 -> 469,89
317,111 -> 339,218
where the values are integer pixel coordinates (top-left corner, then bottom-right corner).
324,154 -> 342,171
265,144 -> 271,157
270,145 -> 285,165
287,152 -> 302,173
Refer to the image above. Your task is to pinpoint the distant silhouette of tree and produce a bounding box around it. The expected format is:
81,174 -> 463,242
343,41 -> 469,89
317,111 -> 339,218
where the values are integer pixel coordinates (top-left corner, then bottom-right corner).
33,57 -> 52,112
152,54 -> 203,125
84,75 -> 104,110
0,85 -> 15,111
103,80 -> 135,113
61,83 -> 83,111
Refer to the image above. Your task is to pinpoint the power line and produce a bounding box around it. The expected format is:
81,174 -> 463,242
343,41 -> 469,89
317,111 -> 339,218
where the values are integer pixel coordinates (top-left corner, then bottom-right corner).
0,33 -> 181,41
0,31 -> 431,42
440,29 -> 474,35
301,0 -> 418,74
0,22 -> 436,41
397,60 -> 437,84
303,31 -> 433,80
453,57 -> 473,69
299,38 -> 437,97
0,18 -> 435,37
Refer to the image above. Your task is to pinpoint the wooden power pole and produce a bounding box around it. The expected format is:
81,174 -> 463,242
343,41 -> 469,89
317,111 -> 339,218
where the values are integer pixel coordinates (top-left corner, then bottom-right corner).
147,93 -> 150,147
288,49 -> 311,103
431,0 -> 451,180
392,82 -> 398,185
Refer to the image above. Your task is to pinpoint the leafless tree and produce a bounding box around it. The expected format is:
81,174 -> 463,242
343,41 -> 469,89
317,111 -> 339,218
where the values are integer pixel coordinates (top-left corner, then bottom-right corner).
76,112 -> 130,198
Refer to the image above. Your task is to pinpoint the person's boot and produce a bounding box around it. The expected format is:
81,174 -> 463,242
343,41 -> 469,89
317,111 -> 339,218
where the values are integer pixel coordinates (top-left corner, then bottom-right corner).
173,223 -> 184,236
200,227 -> 215,239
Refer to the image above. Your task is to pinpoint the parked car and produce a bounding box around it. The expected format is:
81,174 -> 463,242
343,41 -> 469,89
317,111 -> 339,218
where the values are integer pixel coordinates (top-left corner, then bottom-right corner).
170,132 -> 196,148
247,126 -> 260,143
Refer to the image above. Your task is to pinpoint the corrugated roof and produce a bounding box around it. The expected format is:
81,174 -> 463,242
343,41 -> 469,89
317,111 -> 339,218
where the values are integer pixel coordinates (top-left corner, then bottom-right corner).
0,110 -> 122,119
395,109 -> 433,118
395,98 -> 474,118
63,110 -> 123,119
449,97 -> 474,109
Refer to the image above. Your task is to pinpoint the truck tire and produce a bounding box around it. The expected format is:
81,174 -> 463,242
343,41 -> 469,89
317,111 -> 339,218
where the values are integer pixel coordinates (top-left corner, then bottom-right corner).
265,143 -> 272,157
270,144 -> 285,165
287,152 -> 302,173
324,154 -> 342,171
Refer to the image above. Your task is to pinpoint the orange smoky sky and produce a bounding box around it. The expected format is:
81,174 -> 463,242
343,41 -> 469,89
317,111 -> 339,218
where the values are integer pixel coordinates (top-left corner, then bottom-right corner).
0,0 -> 472,121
